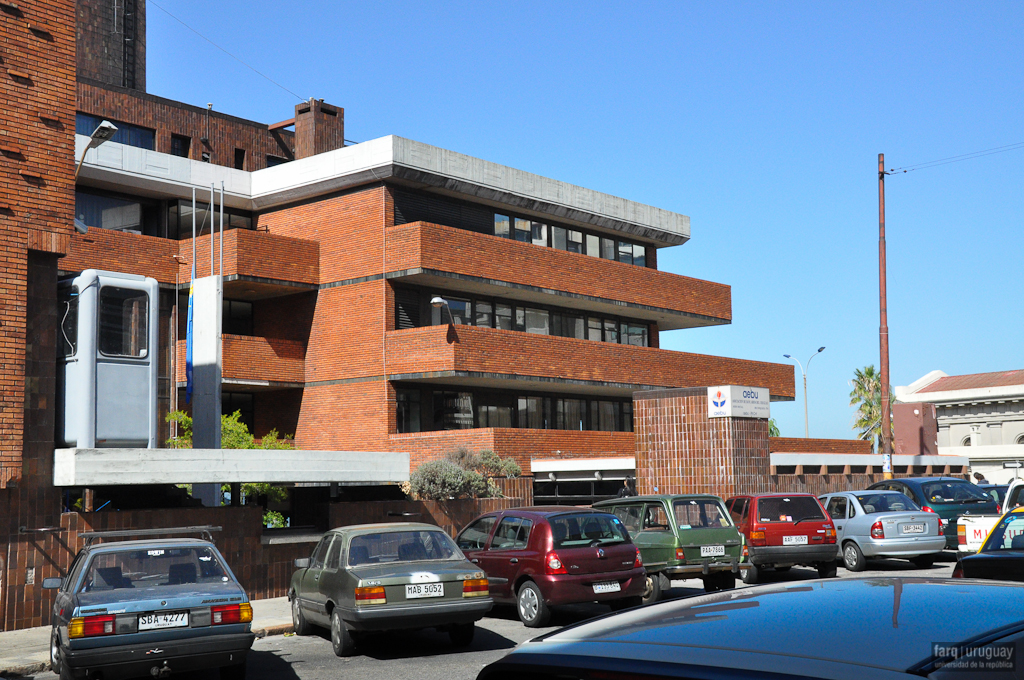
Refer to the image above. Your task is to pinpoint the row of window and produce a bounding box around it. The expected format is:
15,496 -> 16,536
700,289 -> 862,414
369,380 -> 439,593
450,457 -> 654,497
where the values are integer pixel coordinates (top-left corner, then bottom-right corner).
428,293 -> 649,347
75,189 -> 253,240
396,389 -> 634,434
494,213 -> 648,267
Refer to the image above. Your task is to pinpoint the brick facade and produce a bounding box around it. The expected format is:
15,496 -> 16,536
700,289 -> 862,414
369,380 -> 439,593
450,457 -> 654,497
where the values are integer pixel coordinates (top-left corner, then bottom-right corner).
76,0 -> 145,91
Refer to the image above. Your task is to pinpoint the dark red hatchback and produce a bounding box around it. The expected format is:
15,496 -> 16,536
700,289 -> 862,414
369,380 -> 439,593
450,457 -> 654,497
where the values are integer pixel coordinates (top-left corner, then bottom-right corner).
456,507 -> 645,627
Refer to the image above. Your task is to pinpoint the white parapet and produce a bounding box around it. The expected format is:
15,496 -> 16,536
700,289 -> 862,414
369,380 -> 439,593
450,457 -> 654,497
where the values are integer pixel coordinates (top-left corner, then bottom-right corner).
54,448 -> 410,486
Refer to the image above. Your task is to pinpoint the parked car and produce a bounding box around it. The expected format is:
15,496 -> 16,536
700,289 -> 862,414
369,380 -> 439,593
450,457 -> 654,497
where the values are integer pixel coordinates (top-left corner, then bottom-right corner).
288,522 -> 492,656
954,506 -> 1024,582
867,477 -> 998,549
44,533 -> 254,680
593,494 -> 746,601
725,493 -> 837,583
455,507 -> 645,627
978,482 -> 1011,506
476,577 -> 1024,680
956,479 -> 1024,554
818,490 -> 945,571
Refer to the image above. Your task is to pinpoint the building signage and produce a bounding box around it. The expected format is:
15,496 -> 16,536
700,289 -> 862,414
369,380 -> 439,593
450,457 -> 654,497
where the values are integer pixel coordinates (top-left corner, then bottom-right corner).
707,386 -> 771,419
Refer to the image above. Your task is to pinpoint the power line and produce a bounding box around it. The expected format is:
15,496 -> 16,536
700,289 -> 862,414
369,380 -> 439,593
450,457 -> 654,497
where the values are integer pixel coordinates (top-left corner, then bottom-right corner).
149,0 -> 304,102
887,141 -> 1024,175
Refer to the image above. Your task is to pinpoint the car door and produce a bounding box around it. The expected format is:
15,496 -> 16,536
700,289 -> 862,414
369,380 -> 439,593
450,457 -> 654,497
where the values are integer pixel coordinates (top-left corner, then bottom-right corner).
477,515 -> 533,600
317,533 -> 346,612
457,515 -> 499,591
824,495 -> 849,554
300,535 -> 333,625
634,502 -> 676,568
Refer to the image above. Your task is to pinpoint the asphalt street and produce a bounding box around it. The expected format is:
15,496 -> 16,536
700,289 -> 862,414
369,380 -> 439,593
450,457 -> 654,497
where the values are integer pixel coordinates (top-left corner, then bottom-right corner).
22,553 -> 957,680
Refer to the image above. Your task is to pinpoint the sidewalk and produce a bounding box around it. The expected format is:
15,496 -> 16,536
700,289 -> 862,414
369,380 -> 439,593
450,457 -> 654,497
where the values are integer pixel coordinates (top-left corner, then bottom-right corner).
0,597 -> 292,678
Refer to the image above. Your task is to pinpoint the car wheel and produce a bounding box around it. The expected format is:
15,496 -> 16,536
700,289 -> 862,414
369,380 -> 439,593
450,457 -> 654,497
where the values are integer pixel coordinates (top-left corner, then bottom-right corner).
817,561 -> 838,578
517,581 -> 551,628
911,555 -> 935,569
843,542 -> 866,572
50,627 -> 70,680
741,563 -> 759,584
330,610 -> 356,657
641,572 -> 663,605
609,596 -> 642,611
290,595 -> 311,636
219,662 -> 246,680
449,622 -> 475,647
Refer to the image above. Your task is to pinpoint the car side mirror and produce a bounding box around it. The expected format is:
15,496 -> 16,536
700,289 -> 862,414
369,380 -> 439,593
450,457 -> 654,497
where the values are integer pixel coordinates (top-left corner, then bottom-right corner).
294,558 -> 310,569
42,577 -> 62,589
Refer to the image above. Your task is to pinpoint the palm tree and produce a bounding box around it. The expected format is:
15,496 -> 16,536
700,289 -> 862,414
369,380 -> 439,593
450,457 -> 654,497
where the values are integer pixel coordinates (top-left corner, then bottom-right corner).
849,365 -> 894,452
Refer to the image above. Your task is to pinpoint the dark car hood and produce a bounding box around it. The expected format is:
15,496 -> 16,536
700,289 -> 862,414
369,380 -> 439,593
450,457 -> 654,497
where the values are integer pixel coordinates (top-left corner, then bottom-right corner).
961,552 -> 1024,582
74,580 -> 246,614
514,578 -> 1024,673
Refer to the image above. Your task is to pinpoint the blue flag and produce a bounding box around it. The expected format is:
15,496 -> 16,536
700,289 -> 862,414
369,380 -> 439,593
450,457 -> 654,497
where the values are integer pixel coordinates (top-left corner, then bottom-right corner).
185,264 -> 195,403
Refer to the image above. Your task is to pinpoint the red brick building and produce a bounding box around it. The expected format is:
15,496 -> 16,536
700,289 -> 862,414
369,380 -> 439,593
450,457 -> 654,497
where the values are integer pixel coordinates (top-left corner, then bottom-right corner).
0,0 -> 799,629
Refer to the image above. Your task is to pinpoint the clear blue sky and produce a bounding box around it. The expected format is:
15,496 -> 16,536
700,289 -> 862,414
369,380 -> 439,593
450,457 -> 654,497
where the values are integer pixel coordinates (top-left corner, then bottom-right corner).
148,1 -> 1024,441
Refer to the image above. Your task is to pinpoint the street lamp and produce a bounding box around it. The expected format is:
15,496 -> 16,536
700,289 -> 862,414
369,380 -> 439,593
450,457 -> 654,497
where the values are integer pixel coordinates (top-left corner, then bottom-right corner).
430,296 -> 453,325
784,346 -> 825,438
75,120 -> 118,181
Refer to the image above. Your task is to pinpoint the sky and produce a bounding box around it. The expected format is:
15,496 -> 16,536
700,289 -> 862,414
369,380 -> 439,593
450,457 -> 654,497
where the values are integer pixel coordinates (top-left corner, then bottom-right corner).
146,1 -> 1024,441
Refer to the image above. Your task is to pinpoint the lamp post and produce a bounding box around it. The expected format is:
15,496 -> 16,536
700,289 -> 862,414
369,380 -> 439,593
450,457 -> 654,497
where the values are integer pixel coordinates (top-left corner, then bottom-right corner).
75,120 -> 118,181
784,347 -> 825,438
430,296 -> 453,325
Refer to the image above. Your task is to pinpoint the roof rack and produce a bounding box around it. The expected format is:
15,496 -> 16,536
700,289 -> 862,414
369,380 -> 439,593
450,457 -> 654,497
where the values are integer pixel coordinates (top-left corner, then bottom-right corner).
80,525 -> 222,546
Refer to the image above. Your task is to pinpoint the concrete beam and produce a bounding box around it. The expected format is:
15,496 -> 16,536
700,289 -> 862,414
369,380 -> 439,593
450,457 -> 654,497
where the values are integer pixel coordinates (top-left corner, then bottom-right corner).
769,453 -> 970,467
54,448 -> 410,486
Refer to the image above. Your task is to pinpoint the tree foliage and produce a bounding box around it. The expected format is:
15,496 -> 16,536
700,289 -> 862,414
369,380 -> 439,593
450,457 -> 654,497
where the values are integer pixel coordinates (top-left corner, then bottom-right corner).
410,447 -> 522,500
849,365 -> 895,452
769,418 -> 781,438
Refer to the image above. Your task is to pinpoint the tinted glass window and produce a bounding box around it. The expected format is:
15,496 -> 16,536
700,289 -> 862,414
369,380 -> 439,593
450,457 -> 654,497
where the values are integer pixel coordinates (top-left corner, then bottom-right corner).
475,300 -> 493,328
457,516 -> 496,551
673,499 -> 731,529
643,503 -> 671,530
586,234 -> 600,258
524,308 -> 549,335
549,513 -> 630,548
98,287 -> 148,357
494,214 -> 510,238
81,547 -> 227,592
310,537 -> 331,568
755,496 -> 825,523
495,303 -> 513,330
514,217 -> 531,243
920,481 -> 991,504
551,226 -> 566,250
610,504 -> 644,535
601,237 -> 616,260
492,517 -> 531,550
618,241 -> 634,265
729,497 -> 749,524
825,496 -> 847,520
1007,486 -> 1024,509
567,230 -> 584,254
983,515 -> 1024,552
348,530 -> 461,565
855,493 -> 919,513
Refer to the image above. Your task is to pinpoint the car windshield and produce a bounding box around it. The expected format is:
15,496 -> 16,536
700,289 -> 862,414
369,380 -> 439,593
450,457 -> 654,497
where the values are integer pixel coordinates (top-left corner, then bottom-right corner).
756,496 -> 825,523
672,499 -> 732,529
348,530 -> 462,566
920,481 -> 991,504
982,515 -> 1024,552
854,493 -> 920,513
80,547 -> 228,592
549,513 -> 630,548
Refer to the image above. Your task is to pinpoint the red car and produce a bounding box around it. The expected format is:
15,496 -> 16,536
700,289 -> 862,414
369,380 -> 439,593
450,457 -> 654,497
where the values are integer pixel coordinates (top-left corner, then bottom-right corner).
456,507 -> 645,627
725,493 -> 838,584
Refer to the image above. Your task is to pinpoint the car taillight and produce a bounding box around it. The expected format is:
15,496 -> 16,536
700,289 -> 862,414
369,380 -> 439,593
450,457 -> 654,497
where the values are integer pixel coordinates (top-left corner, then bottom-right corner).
824,527 -> 836,544
952,562 -> 964,578
463,579 -> 489,597
68,614 -> 116,639
634,547 -> 643,568
922,506 -> 935,513
545,552 -> 567,575
675,548 -> 685,560
212,603 -> 253,625
870,521 -> 884,539
958,524 -> 967,545
354,586 -> 387,605
750,526 -> 766,546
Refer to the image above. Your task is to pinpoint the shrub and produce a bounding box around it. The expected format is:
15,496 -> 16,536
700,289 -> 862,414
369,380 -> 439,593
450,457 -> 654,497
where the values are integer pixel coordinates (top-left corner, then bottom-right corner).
410,460 -> 473,500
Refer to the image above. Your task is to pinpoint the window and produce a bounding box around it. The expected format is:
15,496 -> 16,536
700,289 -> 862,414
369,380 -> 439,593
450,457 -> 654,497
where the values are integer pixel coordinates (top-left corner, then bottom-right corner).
920,480 -> 991,504
611,505 -> 644,535
586,234 -> 601,258
170,134 -> 191,158
222,392 -> 254,434
754,497 -> 825,523
552,226 -> 566,251
234,148 -> 246,170
550,514 -> 629,547
603,320 -> 619,344
492,517 -> 531,550
531,221 -> 548,247
556,398 -> 586,431
76,113 -> 155,150
435,391 -> 474,429
477,404 -> 513,428
514,217 -> 531,243
222,300 -> 253,336
825,496 -> 847,520
961,436 -> 973,446
99,287 -> 148,357
432,296 -> 470,325
552,312 -> 584,339
673,499 -> 731,528
1017,434 -> 1024,446
618,240 -> 634,265
623,402 -> 633,432
60,286 -> 78,357
518,396 -> 548,429
266,155 -> 289,167
622,323 -> 649,347
854,493 -> 918,514
76,190 -> 161,236
396,389 -> 421,434
495,303 -> 513,330
601,237 -> 616,260
567,230 -> 584,254
982,515 -> 1024,552
598,401 -> 620,432
349,530 -> 461,565
80,547 -> 226,592
523,308 -> 549,335
475,301 -> 493,328
588,317 -> 603,342
642,504 -> 670,530
729,497 -> 749,524
494,214 -> 510,238
168,199 -> 253,240
457,516 -> 496,550
310,536 -> 331,569
324,538 -> 343,570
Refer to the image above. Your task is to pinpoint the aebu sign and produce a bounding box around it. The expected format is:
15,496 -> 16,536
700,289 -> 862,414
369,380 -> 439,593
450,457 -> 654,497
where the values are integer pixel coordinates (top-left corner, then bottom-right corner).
707,386 -> 771,419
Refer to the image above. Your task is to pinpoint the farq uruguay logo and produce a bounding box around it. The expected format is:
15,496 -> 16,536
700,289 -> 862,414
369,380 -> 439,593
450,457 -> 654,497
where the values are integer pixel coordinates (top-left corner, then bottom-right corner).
712,390 -> 726,407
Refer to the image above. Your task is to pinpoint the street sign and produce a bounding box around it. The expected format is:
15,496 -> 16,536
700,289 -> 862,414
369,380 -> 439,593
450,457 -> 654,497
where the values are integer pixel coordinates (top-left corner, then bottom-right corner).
882,453 -> 892,473
1003,462 -> 1024,469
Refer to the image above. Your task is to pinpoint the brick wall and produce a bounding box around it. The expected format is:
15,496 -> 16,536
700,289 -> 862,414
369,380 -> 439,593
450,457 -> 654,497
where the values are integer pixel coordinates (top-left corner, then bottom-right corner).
386,221 -> 732,323
294,99 -> 345,160
175,335 -> 305,384
77,80 -> 297,170
769,437 -> 872,454
76,0 -> 145,91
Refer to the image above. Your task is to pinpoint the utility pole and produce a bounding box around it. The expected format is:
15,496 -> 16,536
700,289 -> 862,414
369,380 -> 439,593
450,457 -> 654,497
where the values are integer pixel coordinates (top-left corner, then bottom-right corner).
879,153 -> 893,479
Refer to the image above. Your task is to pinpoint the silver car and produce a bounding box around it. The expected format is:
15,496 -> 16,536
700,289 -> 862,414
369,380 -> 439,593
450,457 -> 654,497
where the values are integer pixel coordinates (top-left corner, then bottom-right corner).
818,491 -> 945,571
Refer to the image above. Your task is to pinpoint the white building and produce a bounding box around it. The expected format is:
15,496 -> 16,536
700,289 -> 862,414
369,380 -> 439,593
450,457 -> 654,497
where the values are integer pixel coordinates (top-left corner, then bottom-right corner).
895,370 -> 1024,483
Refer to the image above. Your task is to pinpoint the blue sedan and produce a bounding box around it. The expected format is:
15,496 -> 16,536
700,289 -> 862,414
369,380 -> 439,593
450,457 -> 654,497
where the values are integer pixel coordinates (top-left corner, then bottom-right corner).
45,536 -> 254,680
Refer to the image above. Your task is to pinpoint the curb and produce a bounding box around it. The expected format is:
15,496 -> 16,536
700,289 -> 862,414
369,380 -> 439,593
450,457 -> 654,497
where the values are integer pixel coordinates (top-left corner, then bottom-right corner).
253,622 -> 294,638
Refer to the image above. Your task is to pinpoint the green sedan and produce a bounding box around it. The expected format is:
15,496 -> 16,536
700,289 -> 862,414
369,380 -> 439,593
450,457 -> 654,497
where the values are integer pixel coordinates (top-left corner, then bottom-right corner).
288,522 -> 493,657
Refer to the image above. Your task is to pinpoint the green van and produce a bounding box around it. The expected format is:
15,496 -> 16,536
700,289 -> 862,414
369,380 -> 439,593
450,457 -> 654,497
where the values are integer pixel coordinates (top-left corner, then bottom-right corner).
594,494 -> 747,602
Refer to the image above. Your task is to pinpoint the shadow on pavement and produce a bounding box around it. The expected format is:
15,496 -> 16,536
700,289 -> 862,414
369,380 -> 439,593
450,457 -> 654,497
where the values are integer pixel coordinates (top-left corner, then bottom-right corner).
342,624 -> 518,661
484,602 -> 614,628
166,648 -> 302,680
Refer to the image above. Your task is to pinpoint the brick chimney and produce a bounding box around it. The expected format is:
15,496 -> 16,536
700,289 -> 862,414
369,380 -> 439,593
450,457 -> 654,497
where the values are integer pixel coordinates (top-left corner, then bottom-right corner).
294,99 -> 345,159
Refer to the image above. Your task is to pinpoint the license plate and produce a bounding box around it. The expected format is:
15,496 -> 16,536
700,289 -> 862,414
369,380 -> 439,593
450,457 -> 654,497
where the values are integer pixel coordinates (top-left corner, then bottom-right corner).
782,535 -> 808,545
902,524 -> 925,534
592,581 -> 621,594
405,583 -> 444,599
700,545 -> 726,557
138,612 -> 188,631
